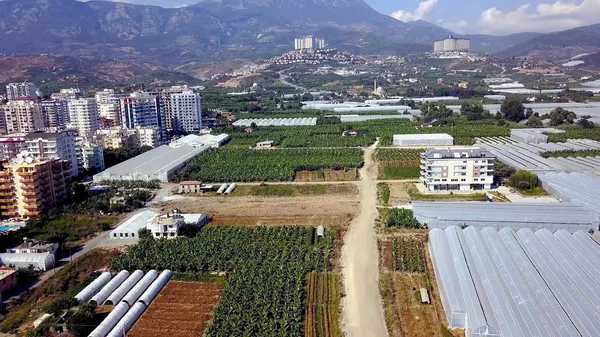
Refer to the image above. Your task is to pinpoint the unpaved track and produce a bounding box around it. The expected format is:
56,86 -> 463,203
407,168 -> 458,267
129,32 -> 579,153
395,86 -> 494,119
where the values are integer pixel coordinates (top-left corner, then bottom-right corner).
342,141 -> 388,337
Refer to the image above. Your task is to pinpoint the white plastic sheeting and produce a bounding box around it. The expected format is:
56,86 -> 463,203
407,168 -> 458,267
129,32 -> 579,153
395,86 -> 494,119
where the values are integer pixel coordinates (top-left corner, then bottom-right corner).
121,270 -> 158,306
90,271 -> 130,306
216,184 -> 228,195
105,270 -> 144,305
392,133 -> 453,147
75,272 -> 111,303
515,229 -> 600,336
106,302 -> 147,337
540,172 -> 600,216
413,202 -> 598,231
88,302 -> 130,337
573,231 -> 600,261
554,230 -> 600,288
224,183 -> 237,195
138,270 -> 172,306
431,227 -> 598,337
233,118 -> 317,127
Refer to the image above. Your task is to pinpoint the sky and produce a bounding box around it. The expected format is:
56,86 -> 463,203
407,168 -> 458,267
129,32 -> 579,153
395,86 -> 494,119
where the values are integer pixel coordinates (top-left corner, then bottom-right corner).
88,0 -> 600,35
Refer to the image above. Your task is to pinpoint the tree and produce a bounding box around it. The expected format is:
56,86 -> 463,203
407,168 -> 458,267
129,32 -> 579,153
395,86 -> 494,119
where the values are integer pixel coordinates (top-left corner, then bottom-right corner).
494,161 -> 516,184
461,103 -> 490,121
578,118 -> 595,129
525,108 -> 534,119
507,170 -> 541,191
525,116 -> 544,128
501,98 -> 525,123
138,228 -> 153,241
66,303 -> 97,337
548,108 -> 576,126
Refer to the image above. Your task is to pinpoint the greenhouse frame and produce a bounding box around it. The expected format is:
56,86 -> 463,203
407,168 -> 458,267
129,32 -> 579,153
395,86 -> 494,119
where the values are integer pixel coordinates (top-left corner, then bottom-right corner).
430,226 -> 600,337
392,133 -> 454,147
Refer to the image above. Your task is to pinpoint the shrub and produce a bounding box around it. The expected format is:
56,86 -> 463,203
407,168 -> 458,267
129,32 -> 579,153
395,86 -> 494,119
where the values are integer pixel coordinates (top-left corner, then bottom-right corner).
507,170 -> 540,191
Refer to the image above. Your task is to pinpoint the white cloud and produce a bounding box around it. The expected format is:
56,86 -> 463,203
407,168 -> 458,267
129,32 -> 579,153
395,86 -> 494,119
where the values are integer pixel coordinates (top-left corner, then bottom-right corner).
439,0 -> 600,35
391,0 -> 438,22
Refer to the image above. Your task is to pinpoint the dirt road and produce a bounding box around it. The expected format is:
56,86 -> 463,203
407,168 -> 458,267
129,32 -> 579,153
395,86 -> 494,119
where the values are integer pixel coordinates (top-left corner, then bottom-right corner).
342,141 -> 388,337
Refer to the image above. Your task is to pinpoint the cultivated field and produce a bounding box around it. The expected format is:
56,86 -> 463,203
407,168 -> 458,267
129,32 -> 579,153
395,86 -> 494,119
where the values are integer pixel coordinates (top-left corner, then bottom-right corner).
160,193 -> 359,227
128,281 -> 224,337
374,149 -> 423,180
379,234 -> 456,337
305,272 -> 342,337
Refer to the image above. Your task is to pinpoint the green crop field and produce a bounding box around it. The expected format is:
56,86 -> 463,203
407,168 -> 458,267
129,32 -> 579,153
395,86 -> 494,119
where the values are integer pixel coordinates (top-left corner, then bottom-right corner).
111,226 -> 334,337
173,148 -> 364,182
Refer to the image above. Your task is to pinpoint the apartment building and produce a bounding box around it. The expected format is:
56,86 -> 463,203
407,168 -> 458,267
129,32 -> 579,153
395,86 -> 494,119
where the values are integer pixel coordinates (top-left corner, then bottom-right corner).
121,91 -> 162,129
76,137 -> 105,174
52,88 -> 85,100
6,82 -> 37,100
96,89 -> 122,127
0,157 -> 71,218
97,129 -> 140,150
0,134 -> 26,160
24,131 -> 79,179
67,98 -> 100,136
420,148 -> 495,191
41,99 -> 68,128
170,90 -> 202,133
0,99 -> 45,135
146,212 -> 209,239
136,127 -> 163,148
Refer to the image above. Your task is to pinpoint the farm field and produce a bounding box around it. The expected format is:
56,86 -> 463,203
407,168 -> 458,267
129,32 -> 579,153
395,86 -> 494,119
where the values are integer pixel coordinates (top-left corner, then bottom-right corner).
379,235 -> 455,337
374,149 -> 423,180
128,281 -> 224,337
305,272 -> 342,337
173,148 -> 363,182
295,168 -> 358,182
111,226 -> 335,337
231,183 -> 358,197
547,128 -> 600,142
159,194 -> 359,227
540,148 -> 600,158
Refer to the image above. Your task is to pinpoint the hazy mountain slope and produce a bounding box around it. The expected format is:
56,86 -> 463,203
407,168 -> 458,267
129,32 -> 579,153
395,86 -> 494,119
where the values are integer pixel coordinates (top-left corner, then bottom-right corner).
496,24 -> 600,60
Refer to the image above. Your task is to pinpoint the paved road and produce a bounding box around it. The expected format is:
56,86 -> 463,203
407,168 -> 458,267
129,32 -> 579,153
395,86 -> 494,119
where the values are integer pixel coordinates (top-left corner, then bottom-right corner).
341,141 -> 388,337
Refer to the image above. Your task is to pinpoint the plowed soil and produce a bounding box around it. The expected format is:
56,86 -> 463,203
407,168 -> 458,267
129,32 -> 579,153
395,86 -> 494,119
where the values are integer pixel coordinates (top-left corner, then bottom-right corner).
127,281 -> 224,337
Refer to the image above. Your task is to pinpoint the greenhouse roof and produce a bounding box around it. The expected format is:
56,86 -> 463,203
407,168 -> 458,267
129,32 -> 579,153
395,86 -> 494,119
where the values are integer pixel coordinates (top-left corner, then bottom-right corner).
413,202 -> 599,231
540,172 -> 600,216
430,226 -> 598,337
393,134 -> 453,140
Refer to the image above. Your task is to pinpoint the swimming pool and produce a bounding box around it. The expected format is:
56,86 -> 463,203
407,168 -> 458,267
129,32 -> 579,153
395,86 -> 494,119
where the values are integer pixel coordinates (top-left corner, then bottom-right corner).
0,225 -> 23,232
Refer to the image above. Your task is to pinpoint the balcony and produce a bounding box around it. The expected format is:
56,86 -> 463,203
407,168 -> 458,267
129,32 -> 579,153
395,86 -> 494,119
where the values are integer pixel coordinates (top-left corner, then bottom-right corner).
0,185 -> 14,190
0,192 -> 14,197
22,185 -> 39,191
0,172 -> 10,177
0,205 -> 16,210
22,192 -> 36,197
20,178 -> 35,183
3,211 -> 19,217
24,204 -> 39,210
23,211 -> 40,218
19,172 -> 34,177
23,198 -> 38,203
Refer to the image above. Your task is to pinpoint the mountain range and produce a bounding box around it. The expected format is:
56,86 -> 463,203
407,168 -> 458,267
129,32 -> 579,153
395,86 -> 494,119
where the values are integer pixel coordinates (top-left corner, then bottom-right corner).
0,0 -> 597,66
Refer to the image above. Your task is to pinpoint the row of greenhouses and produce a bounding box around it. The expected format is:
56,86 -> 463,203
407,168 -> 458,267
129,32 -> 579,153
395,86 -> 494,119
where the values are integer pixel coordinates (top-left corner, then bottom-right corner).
233,118 -> 317,127
73,269 -> 172,337
430,226 -> 600,337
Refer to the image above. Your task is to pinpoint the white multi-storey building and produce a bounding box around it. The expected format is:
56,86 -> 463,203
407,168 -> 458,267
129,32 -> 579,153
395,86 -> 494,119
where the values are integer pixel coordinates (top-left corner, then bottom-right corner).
41,99 -> 68,128
170,90 -> 202,133
0,99 -> 45,135
24,130 -> 79,179
76,137 -> 105,174
67,98 -> 100,136
120,91 -> 161,129
294,36 -> 326,50
136,127 -> 163,148
53,88 -> 85,100
96,89 -> 122,127
6,83 -> 37,100
146,212 -> 209,239
420,148 -> 494,191
433,36 -> 471,53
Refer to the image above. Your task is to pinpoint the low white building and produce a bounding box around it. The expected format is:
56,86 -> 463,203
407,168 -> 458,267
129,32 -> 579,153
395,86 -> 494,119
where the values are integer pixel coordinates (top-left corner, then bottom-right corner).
420,148 -> 495,191
393,134 -> 454,147
147,212 -> 209,239
169,134 -> 230,149
77,137 -> 105,173
109,210 -> 160,240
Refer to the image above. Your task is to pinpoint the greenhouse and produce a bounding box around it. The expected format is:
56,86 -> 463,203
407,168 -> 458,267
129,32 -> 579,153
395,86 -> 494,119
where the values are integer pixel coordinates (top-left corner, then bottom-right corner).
392,133 -> 453,147
413,202 -> 599,231
0,252 -> 55,271
430,226 -> 599,337
233,118 -> 317,127
540,172 -> 600,216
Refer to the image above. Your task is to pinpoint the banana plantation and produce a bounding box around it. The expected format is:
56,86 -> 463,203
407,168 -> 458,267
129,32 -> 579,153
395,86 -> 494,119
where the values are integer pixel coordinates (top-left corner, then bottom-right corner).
110,226 -> 334,337
173,148 -> 364,182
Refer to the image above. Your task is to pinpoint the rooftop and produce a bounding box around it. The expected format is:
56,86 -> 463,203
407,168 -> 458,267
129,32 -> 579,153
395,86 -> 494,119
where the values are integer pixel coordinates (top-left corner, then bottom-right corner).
393,134 -> 453,140
9,240 -> 57,251
0,268 -> 16,280
422,148 -> 493,160
111,210 -> 160,235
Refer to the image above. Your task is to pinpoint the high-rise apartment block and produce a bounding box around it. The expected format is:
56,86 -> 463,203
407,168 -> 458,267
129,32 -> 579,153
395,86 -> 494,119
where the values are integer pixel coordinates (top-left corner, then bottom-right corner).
76,137 -> 105,174
24,131 -> 79,179
53,88 -> 85,100
0,135 -> 26,160
294,36 -> 326,50
41,99 -> 68,128
121,91 -> 162,129
67,98 -> 100,136
420,148 -> 495,191
0,99 -> 45,135
136,127 -> 163,148
433,35 -> 471,53
0,157 -> 71,218
96,89 -> 122,127
169,90 -> 202,133
6,82 -> 37,100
